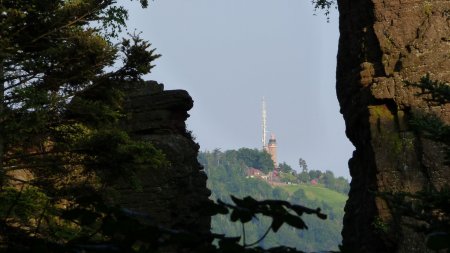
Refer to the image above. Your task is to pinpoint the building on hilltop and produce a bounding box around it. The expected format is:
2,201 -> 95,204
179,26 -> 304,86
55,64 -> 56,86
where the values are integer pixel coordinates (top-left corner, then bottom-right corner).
246,167 -> 268,180
266,134 -> 277,168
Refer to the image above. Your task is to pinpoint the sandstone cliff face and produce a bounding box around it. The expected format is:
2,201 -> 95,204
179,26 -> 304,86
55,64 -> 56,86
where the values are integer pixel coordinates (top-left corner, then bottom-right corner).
118,81 -> 211,234
337,0 -> 450,252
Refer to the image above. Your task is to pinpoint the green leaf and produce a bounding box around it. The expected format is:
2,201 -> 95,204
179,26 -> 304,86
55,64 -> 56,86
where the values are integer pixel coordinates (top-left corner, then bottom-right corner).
271,218 -> 284,232
230,209 -> 253,223
230,210 -> 239,222
285,214 -> 307,230
239,210 -> 253,223
231,195 -> 244,206
218,237 -> 243,252
242,196 -> 259,208
200,201 -> 228,216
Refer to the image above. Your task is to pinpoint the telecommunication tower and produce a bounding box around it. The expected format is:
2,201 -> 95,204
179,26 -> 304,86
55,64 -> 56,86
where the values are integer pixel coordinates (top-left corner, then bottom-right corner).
262,97 -> 267,150
261,97 -> 278,169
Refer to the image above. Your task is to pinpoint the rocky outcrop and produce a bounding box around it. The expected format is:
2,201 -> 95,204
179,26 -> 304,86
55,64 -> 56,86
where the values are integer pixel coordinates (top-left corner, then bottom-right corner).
337,0 -> 450,252
117,81 -> 211,234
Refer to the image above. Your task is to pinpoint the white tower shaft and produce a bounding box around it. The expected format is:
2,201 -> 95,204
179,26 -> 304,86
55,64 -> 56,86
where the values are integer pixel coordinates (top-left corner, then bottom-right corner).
262,97 -> 267,150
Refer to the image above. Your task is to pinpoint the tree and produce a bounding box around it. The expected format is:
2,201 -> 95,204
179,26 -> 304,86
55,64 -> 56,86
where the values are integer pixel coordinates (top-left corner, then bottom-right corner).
407,74 -> 450,164
278,162 -> 294,174
312,0 -> 335,16
213,148 -> 222,166
236,148 -> 274,173
297,171 -> 311,183
298,158 -> 308,173
308,170 -> 322,180
1,0 -> 160,181
0,0 -> 165,250
334,176 -> 350,194
279,172 -> 297,184
322,170 -> 336,188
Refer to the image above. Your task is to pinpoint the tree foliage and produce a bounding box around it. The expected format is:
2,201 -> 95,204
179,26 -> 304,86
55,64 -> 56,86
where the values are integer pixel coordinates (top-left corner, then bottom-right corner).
406,75 -> 450,165
236,148 -> 275,173
298,158 -> 308,173
312,0 -> 336,19
0,0 -> 166,251
278,162 -> 294,174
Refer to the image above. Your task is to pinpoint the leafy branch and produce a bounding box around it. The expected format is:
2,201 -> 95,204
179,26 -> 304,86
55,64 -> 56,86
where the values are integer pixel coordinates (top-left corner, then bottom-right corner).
207,195 -> 327,251
44,195 -> 328,253
312,0 -> 336,19
406,74 -> 450,104
406,74 -> 450,163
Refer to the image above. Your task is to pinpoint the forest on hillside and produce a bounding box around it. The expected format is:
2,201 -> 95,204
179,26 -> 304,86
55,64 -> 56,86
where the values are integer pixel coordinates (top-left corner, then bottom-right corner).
199,149 -> 349,252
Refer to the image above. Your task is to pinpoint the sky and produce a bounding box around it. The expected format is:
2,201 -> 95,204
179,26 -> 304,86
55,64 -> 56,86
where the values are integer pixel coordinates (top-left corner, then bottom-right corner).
124,0 -> 355,178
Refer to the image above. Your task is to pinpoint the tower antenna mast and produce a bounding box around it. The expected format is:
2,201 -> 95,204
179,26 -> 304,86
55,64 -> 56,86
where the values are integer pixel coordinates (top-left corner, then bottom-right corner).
262,97 -> 267,150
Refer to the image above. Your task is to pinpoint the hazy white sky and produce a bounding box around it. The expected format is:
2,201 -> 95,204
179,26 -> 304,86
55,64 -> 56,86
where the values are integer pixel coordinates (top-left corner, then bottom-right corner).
124,0 -> 354,178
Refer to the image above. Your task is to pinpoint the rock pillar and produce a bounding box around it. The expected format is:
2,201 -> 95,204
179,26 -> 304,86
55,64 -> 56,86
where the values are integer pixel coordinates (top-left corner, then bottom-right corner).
118,81 -> 211,234
336,0 -> 450,252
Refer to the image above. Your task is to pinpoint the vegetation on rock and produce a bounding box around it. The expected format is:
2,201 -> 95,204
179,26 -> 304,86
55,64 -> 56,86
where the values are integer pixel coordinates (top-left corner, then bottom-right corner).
391,75 -> 450,252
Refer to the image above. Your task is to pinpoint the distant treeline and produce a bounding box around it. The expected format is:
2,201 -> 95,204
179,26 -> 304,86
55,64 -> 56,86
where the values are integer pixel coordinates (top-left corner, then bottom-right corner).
278,162 -> 350,194
200,148 -> 350,194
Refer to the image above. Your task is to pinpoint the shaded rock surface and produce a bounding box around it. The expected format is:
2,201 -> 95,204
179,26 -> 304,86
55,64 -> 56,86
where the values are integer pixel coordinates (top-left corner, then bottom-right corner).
117,81 -> 211,234
337,0 -> 450,252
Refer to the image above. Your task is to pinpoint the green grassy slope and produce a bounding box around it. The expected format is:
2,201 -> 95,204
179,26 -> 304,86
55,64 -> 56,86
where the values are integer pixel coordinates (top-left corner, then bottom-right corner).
278,184 -> 347,207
